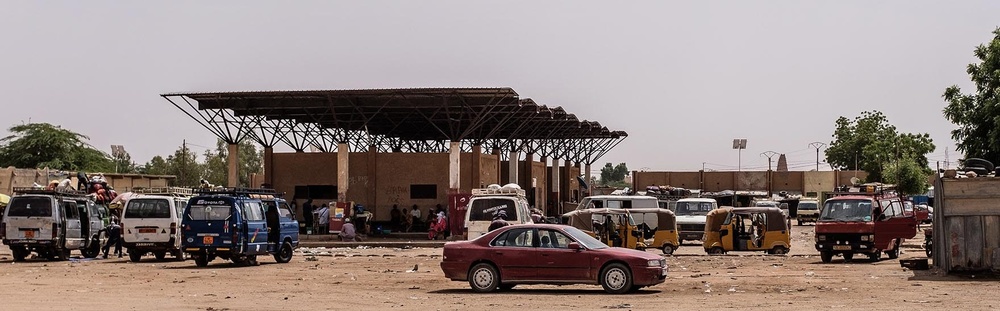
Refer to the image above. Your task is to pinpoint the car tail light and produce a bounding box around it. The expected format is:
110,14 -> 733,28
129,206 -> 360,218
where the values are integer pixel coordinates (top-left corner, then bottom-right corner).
52,223 -> 59,239
170,222 -> 177,235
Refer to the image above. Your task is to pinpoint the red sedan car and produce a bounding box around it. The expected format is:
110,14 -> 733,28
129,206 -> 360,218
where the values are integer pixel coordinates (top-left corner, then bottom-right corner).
440,223 -> 667,294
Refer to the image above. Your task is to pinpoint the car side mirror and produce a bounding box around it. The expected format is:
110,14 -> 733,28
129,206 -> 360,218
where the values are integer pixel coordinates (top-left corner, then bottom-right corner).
568,242 -> 583,251
720,229 -> 729,237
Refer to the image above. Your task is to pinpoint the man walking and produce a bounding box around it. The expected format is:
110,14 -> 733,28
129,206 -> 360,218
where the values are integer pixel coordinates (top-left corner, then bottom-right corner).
99,216 -> 123,259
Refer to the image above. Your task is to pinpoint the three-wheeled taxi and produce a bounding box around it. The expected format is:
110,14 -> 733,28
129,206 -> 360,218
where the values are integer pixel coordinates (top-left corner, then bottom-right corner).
703,207 -> 790,255
562,208 -> 644,249
628,208 -> 679,254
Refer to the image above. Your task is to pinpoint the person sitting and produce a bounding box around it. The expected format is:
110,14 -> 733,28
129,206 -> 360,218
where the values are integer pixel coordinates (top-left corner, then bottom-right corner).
488,212 -> 510,232
340,218 -> 360,242
540,235 -> 552,248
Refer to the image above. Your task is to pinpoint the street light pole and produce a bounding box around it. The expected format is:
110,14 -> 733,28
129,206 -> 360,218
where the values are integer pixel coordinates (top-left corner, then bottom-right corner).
809,142 -> 826,171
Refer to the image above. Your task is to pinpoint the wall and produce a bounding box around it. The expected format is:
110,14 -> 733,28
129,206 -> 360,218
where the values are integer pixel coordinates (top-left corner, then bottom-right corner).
0,167 -> 173,195
375,153 -> 449,221
634,170 -> 868,194
934,177 -> 1000,272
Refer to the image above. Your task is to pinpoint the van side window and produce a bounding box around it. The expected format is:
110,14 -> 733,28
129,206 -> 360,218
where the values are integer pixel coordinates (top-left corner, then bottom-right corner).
243,202 -> 264,221
279,203 -> 294,219
61,201 -> 79,219
607,200 -> 622,208
591,200 -> 604,209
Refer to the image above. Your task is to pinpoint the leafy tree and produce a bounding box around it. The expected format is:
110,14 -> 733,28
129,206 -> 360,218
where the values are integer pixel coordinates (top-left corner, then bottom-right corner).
140,156 -> 169,175
202,139 -> 263,187
163,144 -> 202,186
825,110 -> 935,193
599,162 -> 629,186
943,27 -> 1000,162
0,123 -> 113,171
883,155 -> 931,195
112,150 -> 138,174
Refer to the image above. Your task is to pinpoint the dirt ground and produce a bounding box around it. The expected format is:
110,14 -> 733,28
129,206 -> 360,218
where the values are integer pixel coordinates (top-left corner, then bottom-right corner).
0,224 -> 997,311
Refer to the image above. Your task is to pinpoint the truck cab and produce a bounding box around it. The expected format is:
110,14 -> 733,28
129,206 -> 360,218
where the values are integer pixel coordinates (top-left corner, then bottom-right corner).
674,198 -> 718,242
2,188 -> 104,261
181,188 -> 299,267
814,185 -> 917,263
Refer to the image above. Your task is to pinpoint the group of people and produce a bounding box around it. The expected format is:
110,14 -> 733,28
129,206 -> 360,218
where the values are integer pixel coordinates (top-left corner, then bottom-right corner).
300,199 -> 331,234
388,204 -> 448,235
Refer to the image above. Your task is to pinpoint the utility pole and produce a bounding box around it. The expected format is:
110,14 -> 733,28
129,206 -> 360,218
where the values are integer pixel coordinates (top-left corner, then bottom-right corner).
761,151 -> 779,197
809,142 -> 826,171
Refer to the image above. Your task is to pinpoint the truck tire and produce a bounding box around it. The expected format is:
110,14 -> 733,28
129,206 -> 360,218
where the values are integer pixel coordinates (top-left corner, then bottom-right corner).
820,251 -> 833,263
843,252 -> 854,262
129,250 -> 143,262
154,251 -> 167,261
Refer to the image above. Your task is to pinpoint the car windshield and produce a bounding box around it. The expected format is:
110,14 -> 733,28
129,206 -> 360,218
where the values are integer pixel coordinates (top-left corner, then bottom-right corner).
675,201 -> 714,216
820,199 -> 872,222
124,199 -> 171,218
798,202 -> 818,210
562,226 -> 608,249
6,196 -> 53,217
187,205 -> 232,221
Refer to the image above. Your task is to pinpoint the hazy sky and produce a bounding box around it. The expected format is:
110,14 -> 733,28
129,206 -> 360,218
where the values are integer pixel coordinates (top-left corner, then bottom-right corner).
2,1 -> 998,172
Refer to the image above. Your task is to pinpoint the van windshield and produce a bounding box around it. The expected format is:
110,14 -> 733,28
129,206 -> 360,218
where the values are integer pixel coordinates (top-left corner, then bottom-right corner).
675,201 -> 714,216
798,202 -> 818,210
820,199 -> 872,222
125,199 -> 171,218
187,205 -> 232,221
6,197 -> 53,217
468,198 -> 516,221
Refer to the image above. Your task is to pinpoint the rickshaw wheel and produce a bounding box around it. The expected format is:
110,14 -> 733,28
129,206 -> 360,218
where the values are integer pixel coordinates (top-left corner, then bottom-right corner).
707,247 -> 725,255
769,246 -> 788,255
661,245 -> 675,255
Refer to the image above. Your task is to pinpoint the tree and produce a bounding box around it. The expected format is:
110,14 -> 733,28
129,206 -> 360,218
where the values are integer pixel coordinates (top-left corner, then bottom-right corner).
883,155 -> 931,195
0,123 -> 114,171
825,110 -> 935,193
162,144 -> 203,186
141,156 -> 169,175
599,162 -> 629,187
202,139 -> 264,187
112,150 -> 139,174
943,27 -> 1000,162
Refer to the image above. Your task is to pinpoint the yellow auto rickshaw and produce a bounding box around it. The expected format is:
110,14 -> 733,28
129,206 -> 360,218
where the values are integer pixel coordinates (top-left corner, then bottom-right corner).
562,208 -> 645,249
703,207 -> 790,255
628,208 -> 679,254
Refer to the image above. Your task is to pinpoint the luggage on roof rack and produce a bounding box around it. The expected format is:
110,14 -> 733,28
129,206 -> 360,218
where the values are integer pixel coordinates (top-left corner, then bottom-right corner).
131,186 -> 195,196
12,187 -> 87,196
193,187 -> 279,197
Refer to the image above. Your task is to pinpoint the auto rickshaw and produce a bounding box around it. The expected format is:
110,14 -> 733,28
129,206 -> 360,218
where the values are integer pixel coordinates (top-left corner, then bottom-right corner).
628,208 -> 679,254
562,208 -> 645,249
703,207 -> 790,255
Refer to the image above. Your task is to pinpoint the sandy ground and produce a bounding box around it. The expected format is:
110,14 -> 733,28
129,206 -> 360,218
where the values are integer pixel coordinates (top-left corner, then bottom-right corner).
0,224 -> 997,311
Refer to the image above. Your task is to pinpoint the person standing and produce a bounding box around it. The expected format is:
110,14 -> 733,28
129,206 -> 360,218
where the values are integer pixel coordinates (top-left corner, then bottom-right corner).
390,204 -> 403,231
99,217 -> 123,259
317,204 -> 330,234
410,204 -> 422,231
302,199 -> 314,234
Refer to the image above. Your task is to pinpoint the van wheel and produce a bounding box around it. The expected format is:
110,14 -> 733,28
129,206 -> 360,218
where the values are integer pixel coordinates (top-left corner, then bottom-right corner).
886,246 -> 899,260
843,252 -> 854,262
661,245 -> 675,255
83,243 -> 100,259
707,247 -> 725,255
820,251 -> 833,263
154,251 -> 167,261
468,263 -> 500,293
600,263 -> 633,294
273,241 -> 294,263
194,254 -> 209,267
129,250 -> 143,262
11,247 -> 28,262
56,248 -> 71,261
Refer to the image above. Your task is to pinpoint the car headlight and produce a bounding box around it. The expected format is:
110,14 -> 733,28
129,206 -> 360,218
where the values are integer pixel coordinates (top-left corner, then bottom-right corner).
860,234 -> 874,242
647,259 -> 663,267
817,235 -> 826,241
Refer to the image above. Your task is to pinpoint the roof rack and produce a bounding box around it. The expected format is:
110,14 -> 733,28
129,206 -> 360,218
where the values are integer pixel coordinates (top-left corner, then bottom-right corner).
472,187 -> 526,197
193,187 -> 279,197
131,187 -> 195,197
12,187 -> 87,196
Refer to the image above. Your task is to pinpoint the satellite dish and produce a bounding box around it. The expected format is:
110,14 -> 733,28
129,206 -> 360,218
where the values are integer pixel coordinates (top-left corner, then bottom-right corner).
850,177 -> 861,185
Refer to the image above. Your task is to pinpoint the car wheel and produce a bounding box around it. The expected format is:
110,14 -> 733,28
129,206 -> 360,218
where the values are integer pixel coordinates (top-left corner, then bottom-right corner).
129,250 -> 143,262
843,252 -> 854,262
154,251 -> 167,261
662,244 -> 675,255
886,246 -> 900,260
868,251 -> 881,262
273,241 -> 294,263
707,247 -> 725,255
11,247 -> 28,262
499,284 -> 516,291
468,263 -> 500,293
194,254 -> 209,267
820,251 -> 833,263
770,246 -> 788,255
246,255 -> 259,266
600,263 -> 633,294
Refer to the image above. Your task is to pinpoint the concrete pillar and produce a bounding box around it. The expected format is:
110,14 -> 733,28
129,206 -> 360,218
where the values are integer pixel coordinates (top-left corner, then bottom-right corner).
552,157 -> 560,212
263,146 -> 274,187
337,142 -> 349,202
539,156 -> 548,214
522,153 -> 534,190
508,150 -> 519,184
227,143 -> 239,187
471,144 -> 482,189
492,147 -> 502,185
368,145 -> 377,216
449,141 -> 461,191
584,163 -> 592,196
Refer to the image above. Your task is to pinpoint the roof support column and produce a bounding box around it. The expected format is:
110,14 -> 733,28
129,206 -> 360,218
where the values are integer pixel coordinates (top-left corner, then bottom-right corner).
449,141 -> 461,192
539,156 -> 548,215
585,163 -> 592,197
227,143 -> 239,187
508,150 -> 519,184
471,144 -> 482,190
338,142 -> 349,203
523,152 -> 535,209
552,157 -> 560,214
492,147 -> 502,185
263,146 -> 274,187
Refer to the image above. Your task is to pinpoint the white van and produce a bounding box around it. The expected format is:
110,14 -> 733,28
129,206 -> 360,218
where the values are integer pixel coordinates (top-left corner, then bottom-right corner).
121,188 -> 192,262
463,184 -> 533,239
2,188 -> 104,261
674,198 -> 719,241
575,195 -> 660,210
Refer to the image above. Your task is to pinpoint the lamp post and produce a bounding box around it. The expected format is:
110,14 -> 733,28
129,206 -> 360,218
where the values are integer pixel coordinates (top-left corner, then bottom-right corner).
733,139 -> 747,204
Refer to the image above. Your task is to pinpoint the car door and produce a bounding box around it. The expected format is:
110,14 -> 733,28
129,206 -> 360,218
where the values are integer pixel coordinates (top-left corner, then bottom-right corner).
278,202 -> 299,246
61,200 -> 83,248
490,228 -> 540,281
874,199 -> 918,248
536,228 -> 590,281
241,201 -> 269,255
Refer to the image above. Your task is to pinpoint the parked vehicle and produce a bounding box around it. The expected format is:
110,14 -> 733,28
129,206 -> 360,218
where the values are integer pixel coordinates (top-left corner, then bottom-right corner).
796,199 -> 820,225
2,188 -> 104,261
463,184 -> 533,239
181,188 -> 299,267
674,198 -> 718,242
562,208 -> 645,250
256,194 -> 300,263
440,223 -> 667,294
814,184 -> 917,263
120,187 -> 193,262
923,228 -> 932,257
629,208 -> 679,254
703,207 -> 790,255
576,195 -> 660,210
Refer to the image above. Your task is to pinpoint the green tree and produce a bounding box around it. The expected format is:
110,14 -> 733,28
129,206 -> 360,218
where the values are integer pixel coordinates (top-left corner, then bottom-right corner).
112,150 -> 138,174
599,162 -> 629,186
0,123 -> 113,171
163,144 -> 203,186
943,27 -> 1000,162
883,155 -> 931,195
140,156 -> 169,175
202,139 -> 263,187
825,110 -> 935,193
